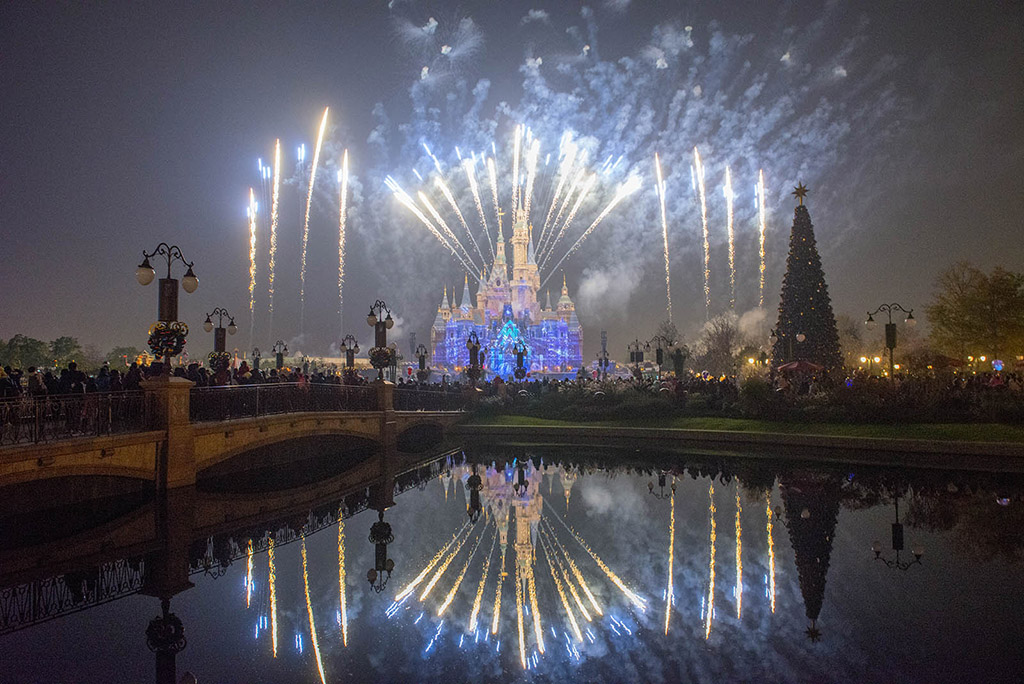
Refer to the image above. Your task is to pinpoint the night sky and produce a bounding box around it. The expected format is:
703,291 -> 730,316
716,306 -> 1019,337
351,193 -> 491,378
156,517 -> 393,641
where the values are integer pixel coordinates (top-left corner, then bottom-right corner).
2,1 -> 1022,360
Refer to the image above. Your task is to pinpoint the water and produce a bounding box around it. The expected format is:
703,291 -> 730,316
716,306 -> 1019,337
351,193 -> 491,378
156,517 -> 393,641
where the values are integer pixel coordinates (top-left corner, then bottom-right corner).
1,444 -> 1022,683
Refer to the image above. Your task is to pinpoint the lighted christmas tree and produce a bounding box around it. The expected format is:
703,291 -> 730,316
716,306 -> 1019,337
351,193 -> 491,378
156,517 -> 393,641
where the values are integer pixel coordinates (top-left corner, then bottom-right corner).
771,184 -> 843,372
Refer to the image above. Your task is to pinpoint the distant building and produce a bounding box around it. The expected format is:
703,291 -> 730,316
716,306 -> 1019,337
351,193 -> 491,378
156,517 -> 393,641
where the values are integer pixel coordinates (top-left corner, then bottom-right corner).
430,208 -> 583,379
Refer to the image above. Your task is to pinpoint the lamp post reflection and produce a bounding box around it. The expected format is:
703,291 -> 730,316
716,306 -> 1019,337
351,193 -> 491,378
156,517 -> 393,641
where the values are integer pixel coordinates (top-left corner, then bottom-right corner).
871,491 -> 924,571
367,510 -> 396,593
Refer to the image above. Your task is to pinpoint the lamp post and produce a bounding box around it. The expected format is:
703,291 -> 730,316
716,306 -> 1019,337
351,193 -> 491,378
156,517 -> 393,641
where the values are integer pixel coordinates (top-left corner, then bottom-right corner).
466,331 -> 486,387
251,347 -> 261,372
366,510 -> 395,593
415,343 -> 430,383
871,491 -> 924,571
341,335 -> 360,370
596,330 -> 610,380
865,303 -> 916,383
628,339 -> 649,379
271,340 -> 288,370
769,328 -> 805,364
136,243 -> 198,369
512,341 -> 528,381
649,335 -> 672,380
648,472 -> 676,499
366,300 -> 395,382
202,308 -> 236,353
466,465 -> 483,523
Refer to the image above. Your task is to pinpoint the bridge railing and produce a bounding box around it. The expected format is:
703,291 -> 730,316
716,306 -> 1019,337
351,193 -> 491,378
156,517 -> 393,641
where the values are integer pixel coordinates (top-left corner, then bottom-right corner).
393,388 -> 466,412
0,392 -> 150,446
189,383 -> 379,423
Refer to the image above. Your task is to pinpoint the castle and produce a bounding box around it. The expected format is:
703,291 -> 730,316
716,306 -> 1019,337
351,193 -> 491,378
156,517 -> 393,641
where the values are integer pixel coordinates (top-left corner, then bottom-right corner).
430,208 -> 583,379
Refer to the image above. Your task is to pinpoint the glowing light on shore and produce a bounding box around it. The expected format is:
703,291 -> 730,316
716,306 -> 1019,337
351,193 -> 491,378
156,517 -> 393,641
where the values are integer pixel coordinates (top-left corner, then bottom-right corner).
337,150 -> 348,337
245,539 -> 253,609
301,539 -> 327,684
757,169 -> 767,308
396,521 -> 471,602
469,528 -> 498,633
664,486 -> 675,635
655,153 -> 672,322
299,107 -> 329,335
705,483 -> 717,640
267,140 -> 280,336
268,536 -> 278,657
735,486 -> 742,619
338,514 -> 348,646
725,166 -> 735,310
766,491 -> 776,613
694,147 -> 710,320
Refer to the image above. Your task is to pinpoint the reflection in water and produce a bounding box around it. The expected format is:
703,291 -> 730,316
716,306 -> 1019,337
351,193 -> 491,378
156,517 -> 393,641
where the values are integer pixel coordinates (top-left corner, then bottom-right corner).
245,539 -> 253,609
736,486 -> 743,620
766,491 -> 776,614
300,538 -> 327,684
337,512 -> 348,647
267,535 -> 278,658
705,481 -> 717,640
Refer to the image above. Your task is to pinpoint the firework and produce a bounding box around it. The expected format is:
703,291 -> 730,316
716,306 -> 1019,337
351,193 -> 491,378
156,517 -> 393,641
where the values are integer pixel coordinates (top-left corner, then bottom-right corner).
539,532 -> 583,642
268,140 -> 281,337
664,486 -> 675,635
758,169 -> 767,308
705,482 -> 716,640
300,107 -> 329,336
655,153 -> 672,322
735,485 -> 742,619
420,521 -> 474,601
766,491 -> 776,613
338,512 -> 348,646
469,528 -> 498,633
436,176 -> 485,265
338,150 -> 349,338
301,539 -> 327,684
515,554 -> 526,669
694,147 -> 710,320
396,521 -> 471,602
538,137 -> 577,247
491,540 -> 507,634
268,536 -> 278,657
486,156 -> 502,238
725,166 -> 735,310
528,565 -> 545,655
542,526 -> 591,622
438,523 -> 488,616
538,172 -> 596,272
418,190 -> 477,269
523,138 -> 540,220
245,539 -> 253,609
511,124 -> 522,212
247,188 -> 257,346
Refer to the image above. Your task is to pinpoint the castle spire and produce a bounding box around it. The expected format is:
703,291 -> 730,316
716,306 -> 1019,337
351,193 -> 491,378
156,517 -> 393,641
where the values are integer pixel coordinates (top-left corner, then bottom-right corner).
439,284 -> 448,310
561,272 -> 568,295
545,289 -> 552,310
460,273 -> 473,312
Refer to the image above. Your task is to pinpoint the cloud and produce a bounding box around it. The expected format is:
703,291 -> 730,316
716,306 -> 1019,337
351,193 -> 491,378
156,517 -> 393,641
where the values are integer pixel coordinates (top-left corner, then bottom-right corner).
521,9 -> 549,25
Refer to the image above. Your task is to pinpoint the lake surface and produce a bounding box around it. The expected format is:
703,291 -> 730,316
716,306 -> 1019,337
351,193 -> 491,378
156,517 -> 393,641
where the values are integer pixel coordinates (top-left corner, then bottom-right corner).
2,444 -> 1022,683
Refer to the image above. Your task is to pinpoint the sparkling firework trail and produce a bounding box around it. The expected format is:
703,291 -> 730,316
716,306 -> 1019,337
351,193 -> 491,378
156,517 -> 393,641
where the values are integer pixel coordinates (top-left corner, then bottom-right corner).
539,172 -> 596,271
300,107 -> 329,336
758,170 -> 767,308
420,522 -> 474,602
664,486 -> 675,635
245,539 -> 253,609
337,150 -> 348,338
247,188 -> 257,346
544,501 -> 645,611
396,521 -> 471,602
541,518 -> 603,616
766,491 -> 776,613
438,522 -> 489,616
705,483 -> 717,640
268,140 -> 281,337
523,138 -> 541,220
268,536 -> 278,657
541,175 -> 641,288
491,540 -> 507,634
538,166 -> 587,264
462,158 -> 494,259
512,124 -> 522,212
528,566 -> 545,655
418,191 -> 478,270
538,139 -> 576,247
514,554 -> 526,669
435,176 -> 485,266
486,156 -> 502,238
725,167 -> 736,310
469,527 -> 498,633
338,513 -> 348,646
694,147 -> 710,320
735,486 -> 742,619
542,526 -> 591,622
386,178 -> 481,278
301,539 -> 327,684
539,532 -> 583,642
655,153 -> 672,322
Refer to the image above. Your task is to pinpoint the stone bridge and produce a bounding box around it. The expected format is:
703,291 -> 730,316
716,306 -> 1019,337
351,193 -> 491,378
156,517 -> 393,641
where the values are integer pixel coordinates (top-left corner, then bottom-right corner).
0,380 -> 465,490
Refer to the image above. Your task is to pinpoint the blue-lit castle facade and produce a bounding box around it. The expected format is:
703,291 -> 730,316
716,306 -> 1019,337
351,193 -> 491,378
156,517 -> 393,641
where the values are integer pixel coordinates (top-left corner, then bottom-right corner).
430,208 -> 583,379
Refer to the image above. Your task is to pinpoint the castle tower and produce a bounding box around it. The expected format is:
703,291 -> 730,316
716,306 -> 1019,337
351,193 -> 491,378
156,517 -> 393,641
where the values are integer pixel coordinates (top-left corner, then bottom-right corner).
479,226 -> 511,319
510,208 -> 541,321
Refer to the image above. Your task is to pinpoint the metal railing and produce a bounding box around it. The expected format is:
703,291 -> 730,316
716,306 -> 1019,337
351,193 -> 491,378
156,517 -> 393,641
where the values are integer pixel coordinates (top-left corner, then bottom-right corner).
189,383 -> 379,423
393,389 -> 466,412
0,392 -> 150,446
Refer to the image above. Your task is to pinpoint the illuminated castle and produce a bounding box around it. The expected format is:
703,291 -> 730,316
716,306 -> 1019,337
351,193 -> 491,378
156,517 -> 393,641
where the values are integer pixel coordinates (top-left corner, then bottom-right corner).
430,208 -> 583,378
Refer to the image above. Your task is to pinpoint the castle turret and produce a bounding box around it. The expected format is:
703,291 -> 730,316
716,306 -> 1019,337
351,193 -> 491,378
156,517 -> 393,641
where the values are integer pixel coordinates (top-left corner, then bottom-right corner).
459,274 -> 474,317
511,208 -> 540,320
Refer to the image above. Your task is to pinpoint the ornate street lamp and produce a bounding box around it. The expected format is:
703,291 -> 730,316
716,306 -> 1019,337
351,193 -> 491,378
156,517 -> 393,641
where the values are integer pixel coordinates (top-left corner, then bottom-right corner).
466,465 -> 483,523
367,510 -> 395,593
202,308 -> 236,353
466,331 -> 486,387
146,598 -> 187,684
415,343 -> 431,382
871,491 -> 924,571
649,335 -> 673,380
648,472 -> 676,499
271,340 -> 288,370
596,330 -> 610,380
628,339 -> 649,379
769,327 -> 806,363
340,335 -> 360,369
866,303 -> 916,382
512,341 -> 528,380
136,243 -> 198,371
251,347 -> 261,372
366,300 -> 395,382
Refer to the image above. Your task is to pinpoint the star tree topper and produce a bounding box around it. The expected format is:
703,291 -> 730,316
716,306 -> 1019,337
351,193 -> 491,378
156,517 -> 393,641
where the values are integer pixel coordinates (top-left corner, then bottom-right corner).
792,183 -> 809,206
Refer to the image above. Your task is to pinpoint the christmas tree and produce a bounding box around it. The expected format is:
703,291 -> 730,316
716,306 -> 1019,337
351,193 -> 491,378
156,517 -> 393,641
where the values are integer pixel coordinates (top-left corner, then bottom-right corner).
771,184 -> 843,372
